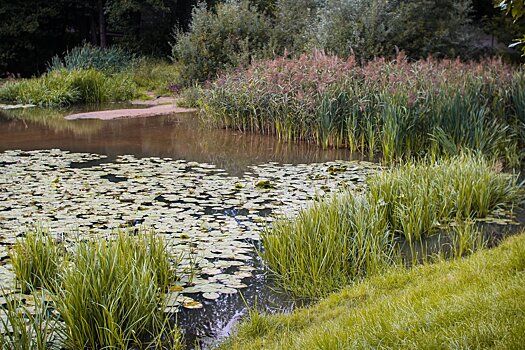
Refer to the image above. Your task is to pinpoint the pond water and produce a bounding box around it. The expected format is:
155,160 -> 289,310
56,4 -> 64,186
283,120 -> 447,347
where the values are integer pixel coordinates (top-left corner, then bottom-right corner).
0,107 -> 377,348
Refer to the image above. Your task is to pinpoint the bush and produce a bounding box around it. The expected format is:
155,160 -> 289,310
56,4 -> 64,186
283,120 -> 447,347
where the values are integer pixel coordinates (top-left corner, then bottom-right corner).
48,43 -> 135,74
314,0 -> 473,60
171,0 -> 272,83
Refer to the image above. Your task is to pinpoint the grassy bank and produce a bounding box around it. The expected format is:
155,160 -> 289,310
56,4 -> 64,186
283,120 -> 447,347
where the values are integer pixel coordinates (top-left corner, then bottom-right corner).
222,232 -> 525,349
262,153 -> 523,298
0,44 -> 181,107
196,52 -> 525,165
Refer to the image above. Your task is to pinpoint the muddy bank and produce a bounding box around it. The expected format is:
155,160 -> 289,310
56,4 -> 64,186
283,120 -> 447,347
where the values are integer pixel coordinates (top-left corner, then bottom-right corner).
65,103 -> 197,120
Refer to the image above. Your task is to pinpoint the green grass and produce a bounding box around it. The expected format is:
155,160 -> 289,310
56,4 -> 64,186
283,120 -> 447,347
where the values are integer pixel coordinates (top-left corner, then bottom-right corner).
0,291 -> 58,350
53,230 -> 177,349
9,228 -> 64,293
222,232 -> 525,350
0,69 -> 136,107
262,153 -> 523,298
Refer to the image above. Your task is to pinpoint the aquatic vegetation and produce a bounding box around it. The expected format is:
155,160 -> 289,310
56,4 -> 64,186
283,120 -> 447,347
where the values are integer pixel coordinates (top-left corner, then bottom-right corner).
262,194 -> 394,298
263,153 -> 523,297
198,52 -> 523,164
53,230 -> 176,349
222,232 -> 525,350
0,69 -> 136,107
0,291 -> 59,350
9,228 -> 64,293
0,149 -> 376,302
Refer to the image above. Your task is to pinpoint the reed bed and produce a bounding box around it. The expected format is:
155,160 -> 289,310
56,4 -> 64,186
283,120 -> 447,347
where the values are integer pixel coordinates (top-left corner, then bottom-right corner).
198,52 -> 524,164
262,154 -> 523,298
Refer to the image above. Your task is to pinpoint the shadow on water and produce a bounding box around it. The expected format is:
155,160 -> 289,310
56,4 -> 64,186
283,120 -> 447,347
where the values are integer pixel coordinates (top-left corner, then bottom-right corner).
175,254 -> 307,349
0,106 -> 359,176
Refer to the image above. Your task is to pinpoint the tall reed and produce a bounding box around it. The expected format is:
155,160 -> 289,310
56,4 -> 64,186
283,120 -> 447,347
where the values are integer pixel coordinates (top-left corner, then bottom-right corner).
198,52 -> 523,164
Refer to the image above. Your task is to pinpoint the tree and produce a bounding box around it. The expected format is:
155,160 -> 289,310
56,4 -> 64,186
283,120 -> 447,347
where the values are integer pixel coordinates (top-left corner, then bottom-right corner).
496,0 -> 525,54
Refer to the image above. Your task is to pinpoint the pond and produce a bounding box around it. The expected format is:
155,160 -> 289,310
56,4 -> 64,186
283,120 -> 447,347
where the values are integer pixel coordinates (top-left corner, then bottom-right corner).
0,107 -> 378,348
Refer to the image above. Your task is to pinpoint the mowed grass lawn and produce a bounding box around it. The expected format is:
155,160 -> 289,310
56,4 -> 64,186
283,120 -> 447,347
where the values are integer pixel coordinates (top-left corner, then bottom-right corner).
222,232 -> 525,350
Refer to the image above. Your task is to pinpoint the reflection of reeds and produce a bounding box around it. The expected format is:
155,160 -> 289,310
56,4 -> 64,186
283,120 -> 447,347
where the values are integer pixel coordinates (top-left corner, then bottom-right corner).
199,52 -> 524,165
1,108 -> 104,136
263,153 -> 523,298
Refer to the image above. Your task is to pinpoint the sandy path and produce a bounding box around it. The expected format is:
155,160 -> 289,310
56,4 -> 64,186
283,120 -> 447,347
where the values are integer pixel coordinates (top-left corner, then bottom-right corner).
64,104 -> 197,120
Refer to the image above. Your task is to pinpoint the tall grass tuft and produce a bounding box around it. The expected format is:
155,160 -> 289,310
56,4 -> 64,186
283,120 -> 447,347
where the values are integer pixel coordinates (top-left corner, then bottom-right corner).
197,52 -> 523,164
262,194 -> 394,298
48,44 -> 135,74
53,230 -> 176,349
262,153 -> 523,298
9,228 -> 63,293
0,291 -> 58,350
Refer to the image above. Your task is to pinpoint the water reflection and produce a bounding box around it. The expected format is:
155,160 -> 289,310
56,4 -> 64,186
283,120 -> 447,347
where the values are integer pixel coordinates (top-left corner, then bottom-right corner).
0,107 -> 357,176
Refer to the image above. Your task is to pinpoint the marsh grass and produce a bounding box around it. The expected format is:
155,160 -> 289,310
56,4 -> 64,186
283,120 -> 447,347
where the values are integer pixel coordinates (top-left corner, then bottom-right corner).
261,194 -> 395,298
262,153 -> 523,297
223,232 -> 525,350
0,291 -> 58,350
198,52 -> 523,164
9,228 -> 63,293
53,230 -> 176,349
0,69 -> 136,107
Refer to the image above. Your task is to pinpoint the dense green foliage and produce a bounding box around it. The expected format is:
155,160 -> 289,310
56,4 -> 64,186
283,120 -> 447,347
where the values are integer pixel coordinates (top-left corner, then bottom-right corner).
171,0 -> 272,83
222,232 -> 525,349
261,154 -> 522,297
0,69 -> 136,106
171,0 -> 505,83
0,0 -> 197,76
197,52 -> 524,164
8,229 -> 181,350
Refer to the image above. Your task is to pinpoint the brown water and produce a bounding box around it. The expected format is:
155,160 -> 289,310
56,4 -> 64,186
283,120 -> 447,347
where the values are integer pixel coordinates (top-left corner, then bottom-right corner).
0,107 -> 356,176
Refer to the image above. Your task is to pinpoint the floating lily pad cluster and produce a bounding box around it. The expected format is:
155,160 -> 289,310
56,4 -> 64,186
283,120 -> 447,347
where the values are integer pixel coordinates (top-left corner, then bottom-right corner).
0,149 -> 380,308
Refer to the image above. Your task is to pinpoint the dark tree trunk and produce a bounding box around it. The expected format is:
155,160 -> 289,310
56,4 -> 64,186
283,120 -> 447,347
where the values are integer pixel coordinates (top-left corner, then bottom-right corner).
98,0 -> 107,48
90,12 -> 98,45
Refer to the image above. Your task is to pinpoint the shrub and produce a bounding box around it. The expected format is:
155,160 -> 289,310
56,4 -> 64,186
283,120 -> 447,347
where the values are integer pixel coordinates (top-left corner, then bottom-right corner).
171,0 -> 272,83
48,43 -> 135,74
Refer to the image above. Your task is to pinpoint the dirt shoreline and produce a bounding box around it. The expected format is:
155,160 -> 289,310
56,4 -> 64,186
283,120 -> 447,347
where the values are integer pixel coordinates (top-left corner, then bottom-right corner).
65,94 -> 197,120
64,103 -> 197,120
